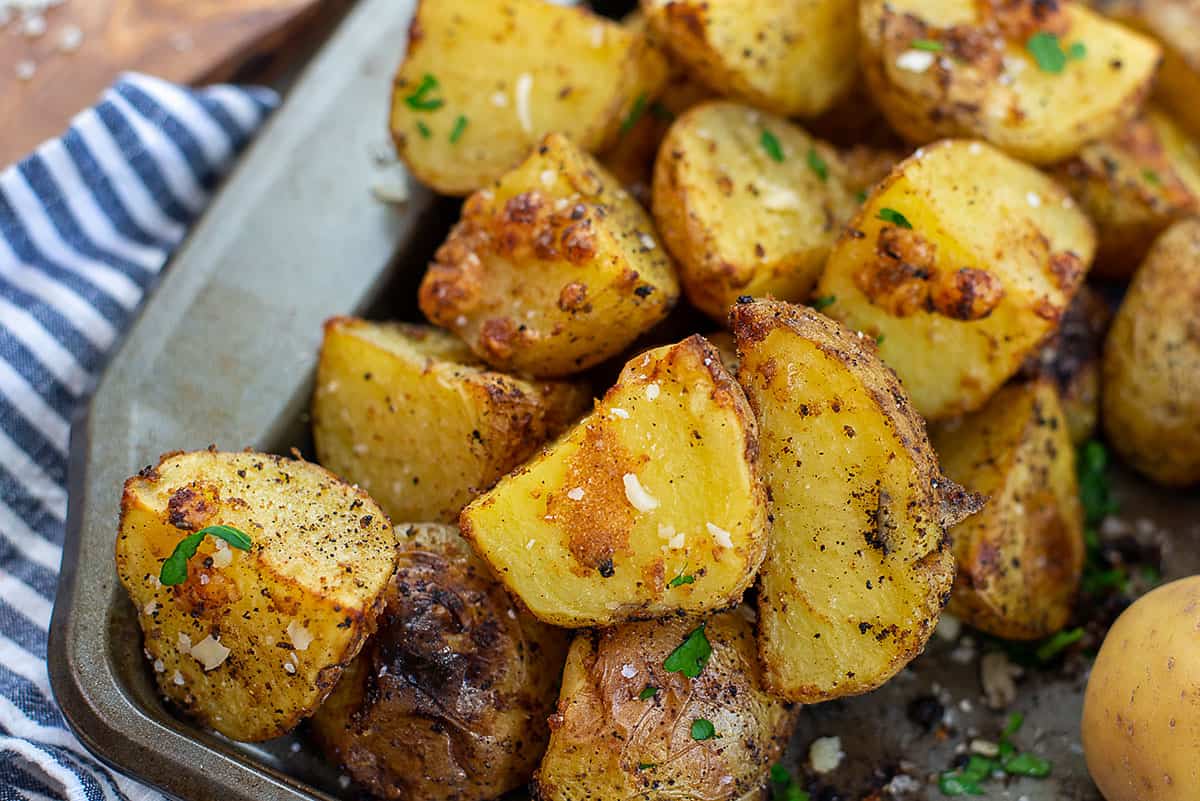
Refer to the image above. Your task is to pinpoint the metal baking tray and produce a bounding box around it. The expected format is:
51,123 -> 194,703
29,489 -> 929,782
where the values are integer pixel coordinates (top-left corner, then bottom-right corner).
47,0 -> 1200,798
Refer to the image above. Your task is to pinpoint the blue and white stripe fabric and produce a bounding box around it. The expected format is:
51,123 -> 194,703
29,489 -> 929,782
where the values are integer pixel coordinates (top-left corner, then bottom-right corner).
0,72 -> 277,801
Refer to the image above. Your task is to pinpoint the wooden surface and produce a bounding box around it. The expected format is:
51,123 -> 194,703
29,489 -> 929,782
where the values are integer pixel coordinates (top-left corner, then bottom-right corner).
0,0 -> 328,167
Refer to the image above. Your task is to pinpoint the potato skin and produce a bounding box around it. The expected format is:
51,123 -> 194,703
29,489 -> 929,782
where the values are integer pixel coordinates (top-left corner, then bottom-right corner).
419,132 -> 680,378
461,335 -> 768,628
1102,219 -> 1200,486
312,319 -> 589,524
390,0 -> 668,195
731,299 -> 977,701
1108,0 -> 1200,141
860,0 -> 1160,164
652,102 -> 858,322
535,611 -> 797,801
932,380 -> 1085,640
816,139 -> 1096,420
1082,576 -> 1200,801
641,0 -> 858,118
115,451 -> 398,742
311,524 -> 568,801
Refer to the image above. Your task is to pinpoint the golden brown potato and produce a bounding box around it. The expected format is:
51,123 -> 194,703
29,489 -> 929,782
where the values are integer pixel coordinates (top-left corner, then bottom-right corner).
731,299 -> 980,702
115,451 -> 398,742
641,0 -> 859,118
652,102 -> 858,322
312,318 -> 589,525
311,524 -> 568,801
535,611 -> 797,801
1107,0 -> 1200,142
816,139 -> 1096,420
860,0 -> 1161,164
1050,108 -> 1200,278
390,0 -> 669,195
1102,219 -> 1200,486
838,143 -> 906,199
460,335 -> 768,628
419,132 -> 680,378
932,380 -> 1085,640
1017,286 -> 1111,445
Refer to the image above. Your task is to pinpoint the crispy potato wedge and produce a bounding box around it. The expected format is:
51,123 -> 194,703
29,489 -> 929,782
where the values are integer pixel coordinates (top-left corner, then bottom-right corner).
1050,108 -> 1200,278
860,0 -> 1161,164
1108,0 -> 1200,141
932,381 -> 1085,640
419,132 -> 680,378
731,299 -> 978,702
652,102 -> 858,321
641,0 -> 859,118
311,524 -> 568,801
1103,219 -> 1200,486
115,451 -> 398,742
460,335 -> 768,627
390,0 -> 668,195
535,611 -> 797,801
815,139 -> 1096,420
312,318 -> 589,524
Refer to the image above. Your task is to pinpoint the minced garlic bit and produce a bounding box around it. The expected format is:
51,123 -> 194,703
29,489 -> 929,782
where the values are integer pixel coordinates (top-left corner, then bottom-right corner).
809,736 -> 845,774
190,635 -> 231,671
567,487 -> 585,501
970,739 -> 1000,757
515,73 -> 534,134
610,407 -> 630,419
896,50 -> 936,73
706,522 -> 734,549
286,621 -> 313,652
645,383 -> 660,401
623,473 -> 659,512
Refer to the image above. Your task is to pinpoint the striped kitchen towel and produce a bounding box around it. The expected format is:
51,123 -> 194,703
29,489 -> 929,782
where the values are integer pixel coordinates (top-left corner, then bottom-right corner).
0,72 -> 277,801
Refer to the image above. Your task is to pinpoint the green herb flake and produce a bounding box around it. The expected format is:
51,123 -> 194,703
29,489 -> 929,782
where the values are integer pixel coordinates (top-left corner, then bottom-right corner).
650,102 -> 675,122
770,764 -> 791,785
1003,752 -> 1052,778
1078,440 -> 1118,525
769,764 -> 810,801
811,295 -> 836,311
761,129 -> 785,162
663,623 -> 712,678
938,771 -> 985,796
1143,169 -> 1162,186
875,333 -> 886,345
404,73 -> 444,111
1002,712 -> 1025,738
637,762 -> 656,771
416,121 -> 432,139
877,207 -> 913,229
449,115 -> 469,144
668,571 -> 695,588
961,755 -> 999,782
638,685 -> 658,700
160,525 -> 252,586
690,718 -> 716,741
911,38 -> 944,51
1036,627 -> 1084,662
621,94 -> 648,135
806,148 -> 829,181
1068,41 -> 1087,60
855,189 -> 868,204
1026,33 -> 1083,73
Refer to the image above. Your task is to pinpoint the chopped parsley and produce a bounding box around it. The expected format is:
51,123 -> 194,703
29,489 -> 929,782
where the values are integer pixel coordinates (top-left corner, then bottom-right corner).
416,121 -> 432,139
770,764 -> 811,801
690,718 -> 716,741
638,685 -> 658,700
1078,440 -> 1118,526
1003,753 -> 1052,777
855,189 -> 868,204
806,148 -> 829,181
1027,32 -> 1085,74
1001,711 -> 1024,738
404,73 -> 444,111
637,762 -> 656,771
663,623 -> 712,678
449,115 -> 469,144
1143,168 -> 1162,186
650,101 -> 675,122
160,525 -> 251,586
877,207 -> 913,229
668,570 -> 695,588
811,295 -> 837,311
1067,41 -> 1087,61
761,129 -> 785,162
938,712 -> 1053,795
621,93 -> 648,135
875,333 -> 886,345
911,38 -> 943,52
1035,627 -> 1084,662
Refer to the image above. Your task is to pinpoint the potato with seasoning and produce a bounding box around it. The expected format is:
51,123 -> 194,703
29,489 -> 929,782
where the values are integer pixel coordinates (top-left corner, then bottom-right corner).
311,524 -> 568,801
1102,219 -> 1200,486
652,102 -> 858,322
312,318 -> 590,525
1050,108 -> 1200,277
460,335 -> 768,628
640,0 -> 859,118
859,0 -> 1161,164
1107,0 -> 1200,141
731,299 -> 982,702
390,0 -> 668,195
419,132 -> 680,378
815,139 -> 1096,420
932,380 -> 1085,640
535,611 -> 797,801
115,450 -> 398,742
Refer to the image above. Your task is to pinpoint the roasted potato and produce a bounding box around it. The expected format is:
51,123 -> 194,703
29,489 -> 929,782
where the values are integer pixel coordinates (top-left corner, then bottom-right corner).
641,0 -> 859,118
1102,219 -> 1200,486
1050,108 -> 1200,277
1016,285 -> 1110,445
859,0 -> 1161,164
312,318 -> 589,525
419,132 -> 680,378
731,299 -> 980,702
815,139 -> 1096,420
535,611 -> 797,801
311,524 -> 568,801
115,451 -> 398,742
652,102 -> 858,322
932,380 -> 1085,640
390,0 -> 669,195
1082,575 -> 1200,801
460,335 -> 768,628
1107,0 -> 1200,141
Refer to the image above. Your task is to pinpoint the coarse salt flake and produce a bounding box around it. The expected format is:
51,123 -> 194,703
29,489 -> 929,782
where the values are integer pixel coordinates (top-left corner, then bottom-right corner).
623,473 -> 659,512
968,142 -> 982,155
283,661 -> 296,674
190,636 -> 231,671
491,90 -> 508,107
153,659 -> 165,673
173,671 -> 185,686
896,50 -> 935,73
620,664 -> 638,678
567,487 -> 585,501
515,73 -> 534,134
1026,191 -> 1041,208
645,383 -> 660,401
541,169 -> 557,187
759,183 -> 802,211
22,14 -> 45,37
638,232 -> 656,250
287,621 -> 313,651
58,23 -> 82,51
809,736 -> 844,774
706,522 -> 734,549
199,574 -> 209,585
610,407 -> 630,419
15,60 -> 35,80
526,538 -> 536,549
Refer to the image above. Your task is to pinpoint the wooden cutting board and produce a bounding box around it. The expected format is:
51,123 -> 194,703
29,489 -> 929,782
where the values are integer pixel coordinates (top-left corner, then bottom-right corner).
0,0 -> 326,167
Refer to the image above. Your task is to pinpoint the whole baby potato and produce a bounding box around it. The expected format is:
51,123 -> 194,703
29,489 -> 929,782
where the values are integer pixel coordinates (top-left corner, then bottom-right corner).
1082,576 -> 1200,801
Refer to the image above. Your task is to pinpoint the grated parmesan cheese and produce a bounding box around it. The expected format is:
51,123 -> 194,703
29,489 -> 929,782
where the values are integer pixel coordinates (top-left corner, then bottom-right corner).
610,407 -> 630,419
896,50 -> 935,73
623,473 -> 659,512
286,621 -> 313,652
190,635 -> 231,671
706,522 -> 734,549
